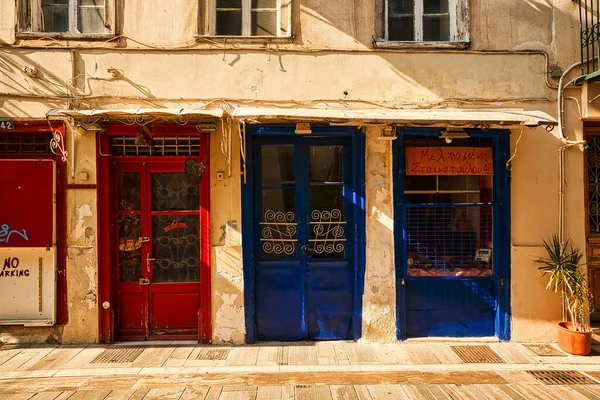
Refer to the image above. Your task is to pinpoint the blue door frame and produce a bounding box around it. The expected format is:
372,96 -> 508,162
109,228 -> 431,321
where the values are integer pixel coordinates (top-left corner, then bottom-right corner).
242,125 -> 366,343
393,128 -> 511,341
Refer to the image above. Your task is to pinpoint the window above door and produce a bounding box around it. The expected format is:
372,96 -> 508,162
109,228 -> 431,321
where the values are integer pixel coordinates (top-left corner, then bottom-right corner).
375,0 -> 470,49
198,0 -> 292,41
18,0 -> 115,38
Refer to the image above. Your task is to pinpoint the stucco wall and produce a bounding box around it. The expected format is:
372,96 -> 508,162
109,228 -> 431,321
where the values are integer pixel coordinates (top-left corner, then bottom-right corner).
210,126 -> 245,344
362,126 -> 396,342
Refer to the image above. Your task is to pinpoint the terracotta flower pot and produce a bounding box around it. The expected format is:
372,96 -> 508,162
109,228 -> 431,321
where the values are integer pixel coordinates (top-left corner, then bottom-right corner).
557,321 -> 592,356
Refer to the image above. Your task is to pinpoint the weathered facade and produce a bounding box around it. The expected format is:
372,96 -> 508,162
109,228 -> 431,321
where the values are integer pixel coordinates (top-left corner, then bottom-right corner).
0,0 -> 590,344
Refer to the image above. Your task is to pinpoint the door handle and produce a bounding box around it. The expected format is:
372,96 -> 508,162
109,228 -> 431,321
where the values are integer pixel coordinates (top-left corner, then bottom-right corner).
146,253 -> 155,273
138,278 -> 150,285
300,245 -> 314,255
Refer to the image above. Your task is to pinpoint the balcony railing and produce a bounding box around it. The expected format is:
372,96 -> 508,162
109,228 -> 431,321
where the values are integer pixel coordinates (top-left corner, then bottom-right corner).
580,0 -> 600,77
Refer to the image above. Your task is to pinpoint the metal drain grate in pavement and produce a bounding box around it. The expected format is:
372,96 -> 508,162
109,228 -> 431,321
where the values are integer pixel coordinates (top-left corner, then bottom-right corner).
91,347 -> 144,363
527,370 -> 598,385
196,348 -> 230,360
450,345 -> 505,363
524,344 -> 566,357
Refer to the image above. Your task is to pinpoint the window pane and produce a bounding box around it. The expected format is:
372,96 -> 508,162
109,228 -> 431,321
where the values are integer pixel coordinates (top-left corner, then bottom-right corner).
251,11 -> 277,36
252,0 -> 276,8
151,172 -> 199,211
423,0 -> 449,14
78,6 -> 105,33
216,11 -> 242,35
388,16 -> 414,41
310,186 -> 345,259
261,189 -> 297,258
438,176 -> 481,191
79,0 -> 104,5
406,206 -> 493,277
404,175 -> 436,191
152,215 -> 200,283
423,15 -> 450,41
262,145 -> 295,183
41,0 -> 69,32
310,146 -> 342,183
118,214 -> 142,282
217,0 -> 242,7
118,172 -> 140,211
388,0 -> 413,14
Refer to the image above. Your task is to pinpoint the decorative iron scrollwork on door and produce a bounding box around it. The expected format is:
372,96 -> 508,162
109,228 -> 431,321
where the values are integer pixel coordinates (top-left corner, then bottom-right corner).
588,135 -> 600,234
260,210 -> 297,256
309,209 -> 346,254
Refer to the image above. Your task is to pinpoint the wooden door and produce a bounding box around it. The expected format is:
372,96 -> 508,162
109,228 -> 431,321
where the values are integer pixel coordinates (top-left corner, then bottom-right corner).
252,136 -> 356,340
585,131 -> 600,321
115,160 -> 205,340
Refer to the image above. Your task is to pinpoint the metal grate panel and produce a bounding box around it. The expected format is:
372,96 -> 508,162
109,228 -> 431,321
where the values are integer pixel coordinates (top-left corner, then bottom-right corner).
527,370 -> 598,385
524,344 -> 567,357
91,347 -> 144,363
406,206 -> 493,277
450,345 -> 505,363
111,136 -> 200,156
196,348 -> 230,360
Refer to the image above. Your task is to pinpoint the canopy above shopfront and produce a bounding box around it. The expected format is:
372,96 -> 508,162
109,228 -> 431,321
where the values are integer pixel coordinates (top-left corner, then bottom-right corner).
46,108 -> 224,120
231,107 -> 557,128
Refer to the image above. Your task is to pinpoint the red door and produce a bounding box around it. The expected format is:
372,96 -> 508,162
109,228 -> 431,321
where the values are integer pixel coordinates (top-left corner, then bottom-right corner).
114,159 -> 208,340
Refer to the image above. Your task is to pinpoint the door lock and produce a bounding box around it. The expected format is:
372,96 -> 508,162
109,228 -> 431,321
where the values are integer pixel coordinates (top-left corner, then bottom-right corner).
300,245 -> 314,255
146,253 -> 156,273
138,278 -> 150,285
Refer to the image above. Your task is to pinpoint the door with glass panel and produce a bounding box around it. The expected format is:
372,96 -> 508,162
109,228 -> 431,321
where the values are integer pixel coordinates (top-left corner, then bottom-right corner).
253,136 -> 355,340
115,162 -> 203,340
395,132 -> 510,339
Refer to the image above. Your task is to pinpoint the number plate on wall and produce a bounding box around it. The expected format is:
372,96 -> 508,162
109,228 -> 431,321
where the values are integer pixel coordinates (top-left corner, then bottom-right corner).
0,121 -> 15,130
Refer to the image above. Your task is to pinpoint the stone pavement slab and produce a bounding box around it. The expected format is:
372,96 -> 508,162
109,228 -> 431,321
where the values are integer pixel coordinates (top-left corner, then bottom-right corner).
1,341 -> 600,399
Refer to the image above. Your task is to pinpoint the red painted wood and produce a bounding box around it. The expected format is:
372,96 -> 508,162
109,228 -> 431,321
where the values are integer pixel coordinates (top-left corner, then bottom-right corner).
199,132 -> 211,343
0,160 -> 54,247
99,124 -> 211,342
97,129 -> 113,342
0,122 -> 68,324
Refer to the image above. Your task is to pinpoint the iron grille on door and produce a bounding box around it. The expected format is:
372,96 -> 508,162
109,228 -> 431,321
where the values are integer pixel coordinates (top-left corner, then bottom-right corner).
111,136 -> 200,156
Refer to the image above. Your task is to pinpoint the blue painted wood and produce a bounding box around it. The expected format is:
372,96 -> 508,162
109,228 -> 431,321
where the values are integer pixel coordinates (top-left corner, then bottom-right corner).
394,128 -> 512,340
306,263 -> 353,339
256,263 -> 305,340
243,126 -> 364,342
405,279 -> 497,337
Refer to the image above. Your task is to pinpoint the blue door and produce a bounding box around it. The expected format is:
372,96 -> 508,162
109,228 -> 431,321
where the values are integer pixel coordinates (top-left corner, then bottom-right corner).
246,132 -> 360,341
394,129 -> 511,340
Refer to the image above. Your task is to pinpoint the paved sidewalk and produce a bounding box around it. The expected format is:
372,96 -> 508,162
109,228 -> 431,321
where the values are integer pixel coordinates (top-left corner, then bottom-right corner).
2,340 -> 600,399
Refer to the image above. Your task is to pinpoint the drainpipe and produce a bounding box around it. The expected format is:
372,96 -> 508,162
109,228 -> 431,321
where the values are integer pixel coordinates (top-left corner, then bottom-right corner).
557,60 -> 587,245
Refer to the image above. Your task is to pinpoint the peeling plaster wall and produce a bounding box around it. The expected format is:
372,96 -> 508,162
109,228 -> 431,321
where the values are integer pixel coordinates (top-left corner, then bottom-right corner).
61,128 -> 99,343
210,127 -> 245,344
362,127 -> 396,342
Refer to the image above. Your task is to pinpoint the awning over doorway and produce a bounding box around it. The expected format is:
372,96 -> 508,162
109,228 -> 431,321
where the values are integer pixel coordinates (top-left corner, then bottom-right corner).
231,107 -> 557,128
46,108 -> 224,119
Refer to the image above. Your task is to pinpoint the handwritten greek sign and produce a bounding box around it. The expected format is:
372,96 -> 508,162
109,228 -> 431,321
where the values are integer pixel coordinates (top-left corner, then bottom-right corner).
405,147 -> 493,176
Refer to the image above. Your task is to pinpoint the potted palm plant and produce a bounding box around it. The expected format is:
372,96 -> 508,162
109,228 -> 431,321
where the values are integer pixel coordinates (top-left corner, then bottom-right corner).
535,234 -> 594,355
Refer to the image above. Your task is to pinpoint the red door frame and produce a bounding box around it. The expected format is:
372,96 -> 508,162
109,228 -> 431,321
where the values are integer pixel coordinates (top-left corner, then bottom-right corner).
0,121 -> 68,325
97,124 -> 212,343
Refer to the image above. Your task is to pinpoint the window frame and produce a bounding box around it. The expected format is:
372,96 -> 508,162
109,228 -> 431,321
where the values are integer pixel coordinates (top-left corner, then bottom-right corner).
17,0 -> 116,39
375,0 -> 470,49
197,0 -> 293,41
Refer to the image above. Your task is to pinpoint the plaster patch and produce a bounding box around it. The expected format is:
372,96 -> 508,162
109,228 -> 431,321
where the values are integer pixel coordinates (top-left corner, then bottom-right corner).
73,204 -> 93,241
213,292 -> 244,343
215,270 -> 242,285
83,265 -> 97,309
370,206 -> 394,231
